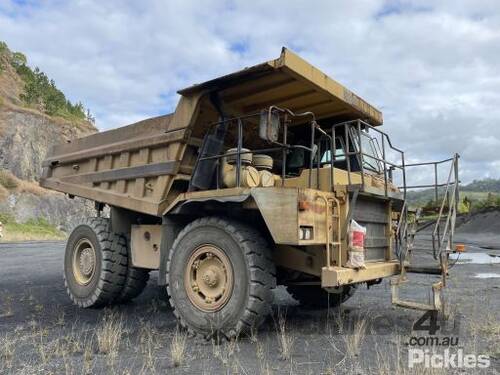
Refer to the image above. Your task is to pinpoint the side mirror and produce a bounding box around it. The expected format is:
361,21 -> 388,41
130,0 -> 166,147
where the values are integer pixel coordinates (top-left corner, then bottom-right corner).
259,109 -> 280,142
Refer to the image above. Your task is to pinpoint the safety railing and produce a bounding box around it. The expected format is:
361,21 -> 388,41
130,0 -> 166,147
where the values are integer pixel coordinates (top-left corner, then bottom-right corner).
329,119 -> 406,198
404,154 -> 460,259
189,106 -> 335,191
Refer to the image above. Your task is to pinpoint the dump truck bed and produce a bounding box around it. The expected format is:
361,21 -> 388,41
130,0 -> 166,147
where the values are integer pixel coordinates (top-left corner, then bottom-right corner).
40,48 -> 383,216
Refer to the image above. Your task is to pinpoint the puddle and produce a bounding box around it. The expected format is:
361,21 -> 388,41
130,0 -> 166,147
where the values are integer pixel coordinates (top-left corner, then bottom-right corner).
480,245 -> 500,250
474,273 -> 500,279
449,252 -> 500,264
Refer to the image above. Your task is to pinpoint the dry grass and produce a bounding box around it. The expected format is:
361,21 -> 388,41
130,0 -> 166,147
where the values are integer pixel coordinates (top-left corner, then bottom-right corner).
170,326 -> 188,367
477,312 -> 500,336
55,311 -> 65,326
0,184 -> 8,201
0,293 -> 14,318
342,316 -> 368,357
16,179 -> 50,196
275,309 -> 295,361
255,336 -> 273,375
36,325 -> 52,364
0,168 -> 53,197
96,311 -> 123,358
469,311 -> 499,359
0,334 -> 16,370
212,335 -> 240,370
139,321 -> 159,370
0,169 -> 18,190
374,338 -> 447,375
82,332 -> 95,375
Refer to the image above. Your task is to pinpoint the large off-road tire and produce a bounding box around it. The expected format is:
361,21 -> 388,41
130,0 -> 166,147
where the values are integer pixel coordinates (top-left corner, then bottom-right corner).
288,284 -> 357,309
166,216 -> 276,339
64,218 -> 127,308
113,233 -> 150,303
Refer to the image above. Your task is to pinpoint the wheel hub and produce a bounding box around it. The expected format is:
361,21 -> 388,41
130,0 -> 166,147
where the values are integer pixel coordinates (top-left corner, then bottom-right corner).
185,245 -> 233,312
79,248 -> 95,276
201,267 -> 219,287
72,238 -> 96,285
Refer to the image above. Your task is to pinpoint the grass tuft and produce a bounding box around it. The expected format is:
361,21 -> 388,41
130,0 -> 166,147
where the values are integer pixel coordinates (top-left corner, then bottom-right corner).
275,309 -> 295,361
170,326 -> 187,367
96,311 -> 123,359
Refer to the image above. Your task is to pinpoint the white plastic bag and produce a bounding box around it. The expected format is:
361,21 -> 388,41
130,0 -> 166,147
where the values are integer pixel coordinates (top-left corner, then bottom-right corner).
346,220 -> 366,269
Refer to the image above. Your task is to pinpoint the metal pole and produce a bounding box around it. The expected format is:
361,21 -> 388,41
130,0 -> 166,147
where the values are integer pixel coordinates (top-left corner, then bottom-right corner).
282,122 -> 288,187
236,119 -> 242,188
434,163 -> 438,204
345,124 -> 352,186
357,120 -> 365,190
454,154 -> 460,205
434,162 -> 440,246
316,138 -> 321,189
381,135 -> 387,197
309,122 -> 315,188
402,152 -> 407,200
332,127 -> 336,189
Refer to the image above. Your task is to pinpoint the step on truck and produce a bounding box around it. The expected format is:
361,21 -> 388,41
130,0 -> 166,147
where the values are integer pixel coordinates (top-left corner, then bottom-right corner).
40,48 -> 460,339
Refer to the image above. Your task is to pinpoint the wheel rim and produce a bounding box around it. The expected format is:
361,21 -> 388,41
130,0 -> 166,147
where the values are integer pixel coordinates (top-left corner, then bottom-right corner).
185,245 -> 234,312
72,238 -> 96,285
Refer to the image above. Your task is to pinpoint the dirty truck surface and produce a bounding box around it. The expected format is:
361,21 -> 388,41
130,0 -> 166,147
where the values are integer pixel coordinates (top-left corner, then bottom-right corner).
0,230 -> 498,374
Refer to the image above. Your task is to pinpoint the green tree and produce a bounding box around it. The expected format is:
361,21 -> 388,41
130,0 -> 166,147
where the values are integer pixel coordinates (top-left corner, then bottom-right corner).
11,52 -> 27,67
2,42 -> 90,122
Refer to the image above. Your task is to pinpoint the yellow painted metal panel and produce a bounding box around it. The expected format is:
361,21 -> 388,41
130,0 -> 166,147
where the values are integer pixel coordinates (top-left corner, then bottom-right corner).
179,47 -> 382,125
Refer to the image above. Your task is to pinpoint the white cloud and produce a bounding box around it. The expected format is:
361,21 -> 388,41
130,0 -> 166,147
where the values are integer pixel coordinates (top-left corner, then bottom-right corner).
0,0 -> 499,183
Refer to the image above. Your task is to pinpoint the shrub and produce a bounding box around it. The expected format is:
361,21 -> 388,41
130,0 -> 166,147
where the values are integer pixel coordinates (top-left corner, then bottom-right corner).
0,41 -> 7,54
0,212 -> 14,224
0,170 -> 19,190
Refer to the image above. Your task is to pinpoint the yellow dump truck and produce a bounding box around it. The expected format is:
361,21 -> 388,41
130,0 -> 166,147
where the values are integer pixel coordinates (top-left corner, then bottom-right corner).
40,48 -> 459,338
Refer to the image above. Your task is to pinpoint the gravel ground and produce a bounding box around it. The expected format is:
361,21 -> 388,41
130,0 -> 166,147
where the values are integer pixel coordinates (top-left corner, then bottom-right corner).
0,231 -> 499,374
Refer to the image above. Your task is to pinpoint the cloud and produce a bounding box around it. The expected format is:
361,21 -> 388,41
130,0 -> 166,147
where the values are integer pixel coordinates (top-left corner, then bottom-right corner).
0,0 -> 499,183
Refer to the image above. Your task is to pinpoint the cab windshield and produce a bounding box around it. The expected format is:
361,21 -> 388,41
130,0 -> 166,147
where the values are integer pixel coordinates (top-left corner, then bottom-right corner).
351,129 -> 383,173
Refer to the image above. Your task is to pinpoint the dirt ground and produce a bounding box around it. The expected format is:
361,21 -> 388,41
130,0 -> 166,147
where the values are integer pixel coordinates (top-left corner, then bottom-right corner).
0,221 -> 499,374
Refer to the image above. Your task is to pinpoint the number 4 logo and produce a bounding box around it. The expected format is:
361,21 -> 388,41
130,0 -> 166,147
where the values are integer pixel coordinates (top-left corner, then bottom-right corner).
413,310 -> 440,335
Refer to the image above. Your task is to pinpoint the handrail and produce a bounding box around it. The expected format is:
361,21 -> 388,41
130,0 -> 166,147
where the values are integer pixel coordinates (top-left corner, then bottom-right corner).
329,118 -> 406,198
431,154 -> 459,259
193,105 -> 332,191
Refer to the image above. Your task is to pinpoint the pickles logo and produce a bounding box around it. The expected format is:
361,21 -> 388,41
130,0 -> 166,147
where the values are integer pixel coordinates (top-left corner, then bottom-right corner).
409,349 -> 490,369
408,310 -> 490,369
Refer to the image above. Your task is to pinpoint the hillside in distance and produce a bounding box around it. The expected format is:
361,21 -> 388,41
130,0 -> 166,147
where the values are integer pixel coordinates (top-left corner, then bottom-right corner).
406,178 -> 500,209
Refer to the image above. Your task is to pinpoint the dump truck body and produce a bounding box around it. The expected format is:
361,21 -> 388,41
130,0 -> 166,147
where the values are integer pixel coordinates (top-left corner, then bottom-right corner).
40,48 -> 458,338
41,48 -> 382,217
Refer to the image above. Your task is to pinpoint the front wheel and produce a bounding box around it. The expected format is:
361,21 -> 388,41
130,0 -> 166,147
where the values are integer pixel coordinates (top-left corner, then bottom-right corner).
166,217 -> 276,339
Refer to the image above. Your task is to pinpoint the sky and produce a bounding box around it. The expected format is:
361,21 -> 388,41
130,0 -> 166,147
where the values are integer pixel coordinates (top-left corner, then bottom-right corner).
0,0 -> 499,184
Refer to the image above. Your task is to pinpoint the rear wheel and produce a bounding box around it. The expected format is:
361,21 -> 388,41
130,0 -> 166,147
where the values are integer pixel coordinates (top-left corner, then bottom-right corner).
166,217 -> 276,339
113,233 -> 150,303
64,218 -> 127,308
288,284 -> 357,309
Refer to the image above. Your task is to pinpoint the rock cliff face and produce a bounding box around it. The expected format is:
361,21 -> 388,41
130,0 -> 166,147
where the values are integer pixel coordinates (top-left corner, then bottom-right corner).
0,192 -> 97,231
0,104 -> 96,181
0,43 -> 99,233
